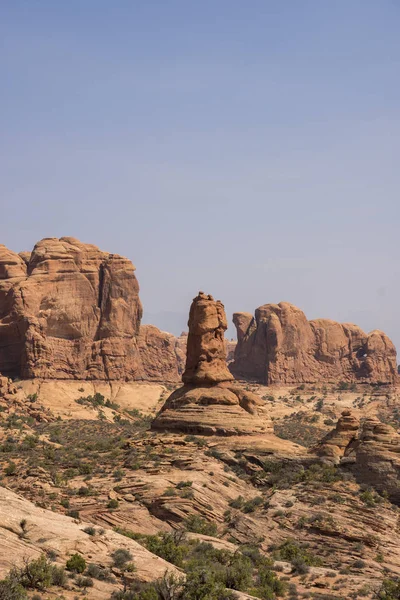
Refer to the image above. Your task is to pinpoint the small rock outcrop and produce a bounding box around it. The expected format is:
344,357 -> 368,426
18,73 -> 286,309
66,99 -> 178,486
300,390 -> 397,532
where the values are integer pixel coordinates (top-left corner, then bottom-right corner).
313,414 -> 400,503
348,420 -> 400,504
312,410 -> 360,463
152,292 -> 273,436
231,302 -> 397,384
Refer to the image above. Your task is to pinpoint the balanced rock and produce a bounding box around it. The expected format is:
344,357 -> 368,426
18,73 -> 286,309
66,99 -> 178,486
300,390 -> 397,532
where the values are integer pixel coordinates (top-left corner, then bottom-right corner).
312,410 -> 360,463
231,302 -> 397,384
152,293 -> 273,436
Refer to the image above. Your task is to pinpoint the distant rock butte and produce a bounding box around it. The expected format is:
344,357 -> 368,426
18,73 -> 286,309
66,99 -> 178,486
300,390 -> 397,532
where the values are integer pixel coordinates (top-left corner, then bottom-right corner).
152,292 -> 273,435
0,238 -> 183,382
231,301 -> 397,384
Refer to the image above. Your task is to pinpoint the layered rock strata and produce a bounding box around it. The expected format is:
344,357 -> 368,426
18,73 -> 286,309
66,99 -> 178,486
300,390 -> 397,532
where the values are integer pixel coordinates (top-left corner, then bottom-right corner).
312,410 -> 360,463
152,292 -> 273,435
231,302 -> 397,384
348,420 -> 400,504
0,238 -> 185,382
313,414 -> 400,503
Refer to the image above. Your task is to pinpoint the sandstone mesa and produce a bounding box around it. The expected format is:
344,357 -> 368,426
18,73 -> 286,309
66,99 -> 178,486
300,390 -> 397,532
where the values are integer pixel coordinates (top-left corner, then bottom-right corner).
231,301 -> 397,384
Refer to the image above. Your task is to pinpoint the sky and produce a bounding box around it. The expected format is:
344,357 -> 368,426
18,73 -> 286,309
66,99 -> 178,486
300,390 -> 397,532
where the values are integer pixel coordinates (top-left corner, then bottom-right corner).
1,1 -> 400,347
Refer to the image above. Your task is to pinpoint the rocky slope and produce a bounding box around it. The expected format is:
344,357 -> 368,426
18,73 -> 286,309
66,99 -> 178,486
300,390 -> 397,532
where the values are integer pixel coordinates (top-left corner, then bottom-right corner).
231,301 -> 398,384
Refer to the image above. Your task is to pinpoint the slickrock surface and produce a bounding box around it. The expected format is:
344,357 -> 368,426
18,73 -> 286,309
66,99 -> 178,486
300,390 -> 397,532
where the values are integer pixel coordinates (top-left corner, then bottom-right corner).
312,410 -> 360,463
0,486 -> 180,596
152,293 -> 273,435
232,301 -> 397,384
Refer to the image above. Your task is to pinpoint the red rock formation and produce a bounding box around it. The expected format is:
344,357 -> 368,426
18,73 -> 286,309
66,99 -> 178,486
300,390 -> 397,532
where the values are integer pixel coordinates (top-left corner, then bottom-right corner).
183,291 -> 234,385
0,237 -> 187,382
0,238 -> 143,380
312,410 -> 360,463
232,302 -> 398,384
347,420 -> 400,504
137,325 -> 186,382
152,293 -> 272,435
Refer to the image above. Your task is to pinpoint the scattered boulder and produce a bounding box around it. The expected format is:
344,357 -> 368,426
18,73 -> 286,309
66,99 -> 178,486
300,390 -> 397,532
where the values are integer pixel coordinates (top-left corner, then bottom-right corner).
231,301 -> 397,384
152,293 -> 273,435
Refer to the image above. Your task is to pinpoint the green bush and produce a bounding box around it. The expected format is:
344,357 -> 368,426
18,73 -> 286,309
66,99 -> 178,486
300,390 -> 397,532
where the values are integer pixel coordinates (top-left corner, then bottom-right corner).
378,579 -> 400,599
184,514 -> 217,537
75,575 -> 94,588
5,461 -> 17,476
66,553 -> 86,574
0,577 -> 27,600
111,548 -> 133,569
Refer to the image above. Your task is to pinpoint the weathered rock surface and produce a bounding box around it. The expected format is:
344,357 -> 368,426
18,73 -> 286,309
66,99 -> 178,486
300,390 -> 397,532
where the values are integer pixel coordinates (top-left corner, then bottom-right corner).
183,292 -> 234,385
347,420 -> 400,504
137,324 -> 186,382
312,410 -> 360,463
0,238 -> 143,380
0,238 -> 187,382
0,486 -> 180,588
232,301 -> 398,384
153,293 -> 273,435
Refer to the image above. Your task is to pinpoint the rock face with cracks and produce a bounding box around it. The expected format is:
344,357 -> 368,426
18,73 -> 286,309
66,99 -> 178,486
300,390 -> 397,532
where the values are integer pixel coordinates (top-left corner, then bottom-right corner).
0,238 -> 184,382
152,292 -> 273,435
231,301 -> 398,384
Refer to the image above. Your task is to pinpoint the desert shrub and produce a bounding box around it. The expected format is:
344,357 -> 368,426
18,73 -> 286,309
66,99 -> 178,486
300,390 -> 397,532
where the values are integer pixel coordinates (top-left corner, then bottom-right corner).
75,575 -> 94,588
50,565 -> 67,587
144,533 -> 186,567
86,563 -> 114,582
108,498 -> 119,509
176,481 -> 193,489
229,496 -> 244,509
353,559 -> 366,569
272,539 -> 322,567
377,579 -> 400,599
184,514 -> 217,537
83,526 -> 96,536
0,577 -> 27,600
111,549 -> 133,569
243,496 -> 263,513
182,568 -> 234,599
5,461 -> 17,476
66,553 -> 86,573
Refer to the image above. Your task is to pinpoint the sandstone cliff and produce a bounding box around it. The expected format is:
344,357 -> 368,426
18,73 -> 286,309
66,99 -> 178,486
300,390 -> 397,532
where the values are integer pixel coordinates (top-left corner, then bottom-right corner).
0,238 -> 184,382
231,301 -> 397,384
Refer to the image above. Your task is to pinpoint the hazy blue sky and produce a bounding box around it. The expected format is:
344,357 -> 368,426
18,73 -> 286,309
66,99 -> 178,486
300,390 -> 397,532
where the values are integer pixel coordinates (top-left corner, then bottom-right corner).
1,1 -> 400,347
